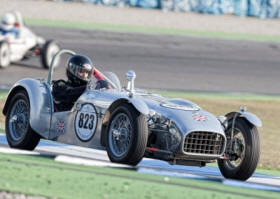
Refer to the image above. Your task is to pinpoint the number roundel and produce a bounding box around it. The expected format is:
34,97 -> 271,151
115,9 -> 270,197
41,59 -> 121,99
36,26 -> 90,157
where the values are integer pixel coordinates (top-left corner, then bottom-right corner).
75,103 -> 97,141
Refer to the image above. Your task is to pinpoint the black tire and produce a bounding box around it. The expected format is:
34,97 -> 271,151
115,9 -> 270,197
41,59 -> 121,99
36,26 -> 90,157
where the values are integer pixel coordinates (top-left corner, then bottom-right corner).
5,90 -> 40,150
41,40 -> 60,69
218,117 -> 260,181
0,41 -> 10,68
106,103 -> 148,166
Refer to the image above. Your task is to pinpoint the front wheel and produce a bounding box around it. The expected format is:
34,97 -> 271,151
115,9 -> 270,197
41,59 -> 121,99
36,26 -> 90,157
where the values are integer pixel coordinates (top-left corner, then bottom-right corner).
106,103 -> 148,166
0,41 -> 11,68
218,117 -> 260,181
41,40 -> 60,69
5,90 -> 40,150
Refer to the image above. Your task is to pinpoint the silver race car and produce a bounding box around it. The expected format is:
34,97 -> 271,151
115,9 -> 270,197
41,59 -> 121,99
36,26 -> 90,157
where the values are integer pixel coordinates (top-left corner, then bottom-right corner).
2,49 -> 261,181
0,11 -> 60,69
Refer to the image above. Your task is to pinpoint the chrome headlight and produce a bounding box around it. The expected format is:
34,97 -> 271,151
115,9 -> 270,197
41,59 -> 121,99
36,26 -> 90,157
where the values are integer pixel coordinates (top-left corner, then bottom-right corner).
147,110 -> 182,152
147,110 -> 170,130
168,122 -> 182,152
217,115 -> 228,130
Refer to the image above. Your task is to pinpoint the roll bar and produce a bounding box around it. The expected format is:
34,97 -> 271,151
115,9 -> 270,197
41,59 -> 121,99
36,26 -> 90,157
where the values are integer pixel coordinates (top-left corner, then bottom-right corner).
47,49 -> 76,85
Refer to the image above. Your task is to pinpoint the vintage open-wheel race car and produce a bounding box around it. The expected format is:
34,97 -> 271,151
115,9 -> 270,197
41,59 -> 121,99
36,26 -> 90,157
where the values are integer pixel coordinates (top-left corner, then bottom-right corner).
2,49 -> 261,181
0,11 -> 60,69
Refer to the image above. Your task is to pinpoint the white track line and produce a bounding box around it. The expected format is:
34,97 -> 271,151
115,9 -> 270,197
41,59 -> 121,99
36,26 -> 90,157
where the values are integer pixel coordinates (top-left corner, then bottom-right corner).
55,155 -> 130,168
0,146 -> 39,155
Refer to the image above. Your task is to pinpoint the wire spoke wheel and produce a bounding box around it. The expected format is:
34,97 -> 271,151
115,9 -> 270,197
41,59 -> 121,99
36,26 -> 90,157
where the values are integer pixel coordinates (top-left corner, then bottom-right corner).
106,103 -> 148,166
109,113 -> 132,158
218,117 -> 260,181
5,90 -> 40,150
224,128 -> 246,169
8,99 -> 29,141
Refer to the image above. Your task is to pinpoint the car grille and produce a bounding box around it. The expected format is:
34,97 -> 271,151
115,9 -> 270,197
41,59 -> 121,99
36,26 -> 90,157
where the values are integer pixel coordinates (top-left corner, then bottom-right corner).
184,131 -> 224,155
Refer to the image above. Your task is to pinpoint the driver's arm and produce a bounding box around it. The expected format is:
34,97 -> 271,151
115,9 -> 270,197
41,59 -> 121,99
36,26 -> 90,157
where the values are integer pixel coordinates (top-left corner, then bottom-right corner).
94,80 -> 110,90
54,86 -> 86,104
52,80 -> 86,103
64,86 -> 86,102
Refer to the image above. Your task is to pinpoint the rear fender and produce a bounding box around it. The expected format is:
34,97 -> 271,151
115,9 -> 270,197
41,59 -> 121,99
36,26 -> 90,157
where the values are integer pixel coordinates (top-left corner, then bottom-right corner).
3,78 -> 53,138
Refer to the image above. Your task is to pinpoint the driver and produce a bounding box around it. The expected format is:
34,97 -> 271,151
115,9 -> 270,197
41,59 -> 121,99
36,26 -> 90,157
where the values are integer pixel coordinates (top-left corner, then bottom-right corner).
52,54 -> 111,111
52,54 -> 94,111
0,13 -> 19,39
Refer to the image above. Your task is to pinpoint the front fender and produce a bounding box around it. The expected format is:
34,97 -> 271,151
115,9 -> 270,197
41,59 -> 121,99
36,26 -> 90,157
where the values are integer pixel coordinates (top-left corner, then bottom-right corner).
225,111 -> 262,127
107,96 -> 149,117
128,96 -> 149,115
3,78 -> 53,138
100,95 -> 149,146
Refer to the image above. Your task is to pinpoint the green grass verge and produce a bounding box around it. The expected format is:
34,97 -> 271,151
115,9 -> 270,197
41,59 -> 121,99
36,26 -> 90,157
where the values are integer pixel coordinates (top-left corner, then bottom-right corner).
25,18 -> 280,42
0,91 -> 7,131
0,153 -> 279,199
256,168 -> 280,177
0,91 -> 8,100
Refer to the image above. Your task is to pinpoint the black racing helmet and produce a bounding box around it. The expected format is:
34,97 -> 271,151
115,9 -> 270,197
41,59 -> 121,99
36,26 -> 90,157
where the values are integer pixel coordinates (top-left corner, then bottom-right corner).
67,55 -> 94,86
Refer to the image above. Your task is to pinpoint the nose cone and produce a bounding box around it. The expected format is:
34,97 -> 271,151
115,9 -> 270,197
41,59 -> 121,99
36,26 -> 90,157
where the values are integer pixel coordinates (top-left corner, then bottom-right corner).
160,107 -> 225,136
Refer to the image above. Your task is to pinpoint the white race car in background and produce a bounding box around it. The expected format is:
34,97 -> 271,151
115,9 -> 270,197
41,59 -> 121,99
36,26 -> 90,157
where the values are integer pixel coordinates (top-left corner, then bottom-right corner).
0,11 -> 60,69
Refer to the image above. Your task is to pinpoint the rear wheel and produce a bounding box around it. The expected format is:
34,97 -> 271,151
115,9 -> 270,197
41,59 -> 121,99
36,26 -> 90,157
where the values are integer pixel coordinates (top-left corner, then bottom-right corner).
106,103 -> 148,166
5,90 -> 40,150
218,118 -> 260,181
0,41 -> 10,68
41,40 -> 60,69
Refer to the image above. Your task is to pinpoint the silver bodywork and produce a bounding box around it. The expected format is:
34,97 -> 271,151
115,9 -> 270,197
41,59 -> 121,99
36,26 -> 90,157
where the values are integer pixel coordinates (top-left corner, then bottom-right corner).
4,76 -> 262,162
225,110 -> 262,127
3,50 -> 262,165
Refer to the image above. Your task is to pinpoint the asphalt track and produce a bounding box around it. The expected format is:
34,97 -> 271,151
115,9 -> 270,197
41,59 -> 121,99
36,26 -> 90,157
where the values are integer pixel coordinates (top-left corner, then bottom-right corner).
0,134 -> 280,196
0,26 -> 280,94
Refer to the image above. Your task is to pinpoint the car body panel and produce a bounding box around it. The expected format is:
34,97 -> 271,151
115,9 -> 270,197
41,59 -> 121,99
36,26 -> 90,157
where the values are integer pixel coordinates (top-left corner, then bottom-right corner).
3,78 -> 53,138
49,89 -> 149,148
3,69 -> 261,164
225,111 -> 262,127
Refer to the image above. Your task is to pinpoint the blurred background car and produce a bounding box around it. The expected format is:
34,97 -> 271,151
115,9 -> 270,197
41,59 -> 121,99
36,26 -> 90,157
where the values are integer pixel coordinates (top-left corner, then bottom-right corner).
0,11 -> 60,69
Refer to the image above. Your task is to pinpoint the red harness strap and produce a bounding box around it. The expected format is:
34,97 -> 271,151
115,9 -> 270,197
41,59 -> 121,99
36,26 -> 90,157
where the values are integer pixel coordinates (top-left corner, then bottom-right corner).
92,69 -> 112,89
93,69 -> 105,81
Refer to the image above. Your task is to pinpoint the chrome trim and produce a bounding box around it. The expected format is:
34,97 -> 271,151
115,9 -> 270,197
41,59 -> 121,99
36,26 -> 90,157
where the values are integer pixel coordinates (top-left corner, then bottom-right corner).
126,70 -> 136,97
182,131 -> 226,158
160,102 -> 199,111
